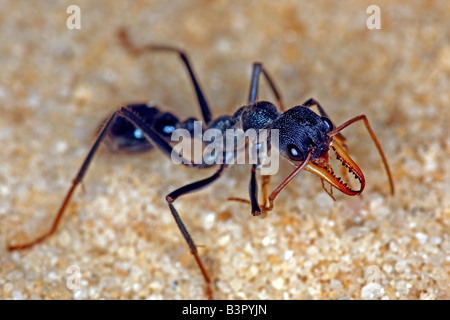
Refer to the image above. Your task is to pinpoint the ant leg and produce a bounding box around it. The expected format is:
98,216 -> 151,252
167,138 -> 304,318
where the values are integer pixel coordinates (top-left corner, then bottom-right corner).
248,63 -> 284,110
231,165 -> 264,217
166,164 -> 225,300
261,175 -> 271,209
8,113 -> 119,251
8,105 -> 195,251
227,174 -> 270,216
244,63 -> 284,217
227,197 -> 250,205
249,164 -> 262,216
230,62 -> 288,215
118,28 -> 212,124
328,115 -> 395,195
321,179 -> 336,201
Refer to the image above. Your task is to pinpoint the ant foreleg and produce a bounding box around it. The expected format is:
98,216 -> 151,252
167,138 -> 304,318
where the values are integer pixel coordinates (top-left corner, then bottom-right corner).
249,164 -> 262,216
244,62 -> 284,217
260,175 -> 271,210
118,28 -> 212,125
166,164 -> 225,300
227,174 -> 271,216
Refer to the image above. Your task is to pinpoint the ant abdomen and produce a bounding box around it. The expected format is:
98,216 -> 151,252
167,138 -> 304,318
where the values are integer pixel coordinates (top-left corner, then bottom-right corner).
104,103 -> 183,153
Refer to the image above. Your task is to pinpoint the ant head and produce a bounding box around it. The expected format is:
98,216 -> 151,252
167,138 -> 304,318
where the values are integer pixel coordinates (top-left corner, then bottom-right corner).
271,105 -> 364,196
271,106 -> 333,164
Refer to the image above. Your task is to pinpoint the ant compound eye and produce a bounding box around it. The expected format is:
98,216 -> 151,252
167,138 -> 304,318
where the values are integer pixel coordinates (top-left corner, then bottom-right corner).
321,116 -> 334,132
287,144 -> 304,161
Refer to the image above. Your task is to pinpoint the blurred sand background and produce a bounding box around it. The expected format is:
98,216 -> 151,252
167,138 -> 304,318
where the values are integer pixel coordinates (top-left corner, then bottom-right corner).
0,0 -> 448,299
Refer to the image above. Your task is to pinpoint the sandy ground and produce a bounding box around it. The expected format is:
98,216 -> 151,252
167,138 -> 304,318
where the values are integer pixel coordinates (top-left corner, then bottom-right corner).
0,0 -> 448,300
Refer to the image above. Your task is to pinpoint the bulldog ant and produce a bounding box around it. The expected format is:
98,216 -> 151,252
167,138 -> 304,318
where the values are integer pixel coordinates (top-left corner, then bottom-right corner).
8,29 -> 394,299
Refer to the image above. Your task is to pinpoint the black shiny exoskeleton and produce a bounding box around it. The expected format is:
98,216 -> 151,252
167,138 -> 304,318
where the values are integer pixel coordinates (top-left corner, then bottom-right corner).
105,99 -> 334,170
